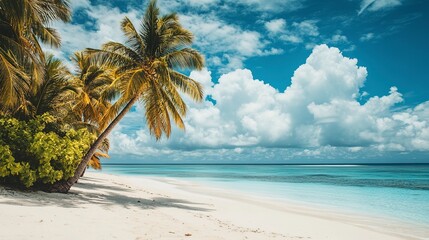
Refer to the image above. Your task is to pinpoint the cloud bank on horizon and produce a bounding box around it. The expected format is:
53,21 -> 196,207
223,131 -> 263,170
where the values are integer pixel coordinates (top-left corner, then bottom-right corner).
44,0 -> 429,162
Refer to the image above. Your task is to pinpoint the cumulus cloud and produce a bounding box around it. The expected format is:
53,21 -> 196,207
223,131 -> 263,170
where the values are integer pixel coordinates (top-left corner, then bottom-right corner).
110,44 -> 429,160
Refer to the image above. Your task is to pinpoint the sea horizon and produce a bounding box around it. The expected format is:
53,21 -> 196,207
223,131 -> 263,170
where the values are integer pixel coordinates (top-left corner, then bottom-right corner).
103,162 -> 429,166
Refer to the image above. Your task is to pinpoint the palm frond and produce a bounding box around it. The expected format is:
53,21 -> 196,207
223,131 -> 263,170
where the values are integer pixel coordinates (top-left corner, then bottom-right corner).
86,47 -> 137,69
33,24 -> 61,48
29,54 -> 73,117
35,0 -> 71,23
158,84 -> 185,130
143,78 -> 171,139
103,41 -> 143,63
158,26 -> 194,55
0,50 -> 30,109
99,97 -> 129,130
169,71 -> 204,102
120,17 -> 146,55
100,138 -> 110,153
141,0 -> 160,57
164,48 -> 204,70
88,156 -> 102,170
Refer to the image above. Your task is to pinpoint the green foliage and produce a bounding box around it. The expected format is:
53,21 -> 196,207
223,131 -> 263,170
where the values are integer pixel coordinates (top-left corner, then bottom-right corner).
0,114 -> 95,188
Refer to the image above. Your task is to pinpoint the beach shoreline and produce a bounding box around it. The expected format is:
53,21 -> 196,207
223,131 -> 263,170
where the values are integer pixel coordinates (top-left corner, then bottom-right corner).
0,172 -> 426,240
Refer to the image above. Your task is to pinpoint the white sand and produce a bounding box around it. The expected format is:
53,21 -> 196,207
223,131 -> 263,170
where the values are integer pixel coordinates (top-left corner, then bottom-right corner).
0,172 -> 426,240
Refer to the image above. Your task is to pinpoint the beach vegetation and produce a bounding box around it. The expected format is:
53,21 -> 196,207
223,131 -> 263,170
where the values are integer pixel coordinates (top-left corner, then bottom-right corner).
0,114 -> 94,188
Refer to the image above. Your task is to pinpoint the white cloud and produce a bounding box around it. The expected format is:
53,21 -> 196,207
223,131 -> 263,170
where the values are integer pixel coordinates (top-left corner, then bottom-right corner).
360,33 -> 375,42
286,44 -> 366,102
359,0 -> 402,15
189,68 -> 213,96
281,35 -> 303,43
110,44 -> 429,159
180,14 -> 282,72
264,19 -> 287,35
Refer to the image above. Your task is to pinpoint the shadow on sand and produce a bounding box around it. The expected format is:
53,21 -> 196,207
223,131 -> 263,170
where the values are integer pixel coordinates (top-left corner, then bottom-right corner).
0,176 -> 213,212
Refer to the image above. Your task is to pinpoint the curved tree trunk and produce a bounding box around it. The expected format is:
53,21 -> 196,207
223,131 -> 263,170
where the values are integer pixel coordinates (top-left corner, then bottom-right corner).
48,96 -> 139,193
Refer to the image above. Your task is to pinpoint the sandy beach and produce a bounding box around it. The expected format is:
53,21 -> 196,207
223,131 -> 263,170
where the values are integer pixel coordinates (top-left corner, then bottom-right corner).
0,172 -> 426,240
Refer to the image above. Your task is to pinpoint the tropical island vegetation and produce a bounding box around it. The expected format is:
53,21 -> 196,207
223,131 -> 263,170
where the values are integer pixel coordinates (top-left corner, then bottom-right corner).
0,0 -> 204,193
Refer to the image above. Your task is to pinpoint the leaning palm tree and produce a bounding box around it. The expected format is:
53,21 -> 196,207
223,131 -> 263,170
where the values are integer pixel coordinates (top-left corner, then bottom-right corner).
0,0 -> 71,112
50,0 -> 204,192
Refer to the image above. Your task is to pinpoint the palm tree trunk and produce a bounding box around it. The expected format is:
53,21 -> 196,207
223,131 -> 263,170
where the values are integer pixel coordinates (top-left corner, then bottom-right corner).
80,167 -> 87,178
48,96 -> 139,193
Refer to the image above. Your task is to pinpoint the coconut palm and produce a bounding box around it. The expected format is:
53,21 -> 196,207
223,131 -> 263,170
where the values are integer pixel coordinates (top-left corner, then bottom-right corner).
71,51 -> 114,131
50,0 -> 204,192
0,0 -> 71,112
71,51 -> 115,170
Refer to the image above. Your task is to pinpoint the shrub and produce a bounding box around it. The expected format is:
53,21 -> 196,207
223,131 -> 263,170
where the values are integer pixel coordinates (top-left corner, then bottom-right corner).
0,114 -> 95,188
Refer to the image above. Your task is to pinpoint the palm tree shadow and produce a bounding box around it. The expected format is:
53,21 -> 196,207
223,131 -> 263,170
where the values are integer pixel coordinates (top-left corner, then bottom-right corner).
0,177 -> 213,212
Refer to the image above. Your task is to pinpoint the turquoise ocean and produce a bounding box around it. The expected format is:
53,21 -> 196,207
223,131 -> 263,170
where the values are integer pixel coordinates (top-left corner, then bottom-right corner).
101,164 -> 429,227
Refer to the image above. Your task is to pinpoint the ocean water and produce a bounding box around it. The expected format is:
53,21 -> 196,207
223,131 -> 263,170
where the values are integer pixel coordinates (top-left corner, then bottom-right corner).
101,164 -> 429,226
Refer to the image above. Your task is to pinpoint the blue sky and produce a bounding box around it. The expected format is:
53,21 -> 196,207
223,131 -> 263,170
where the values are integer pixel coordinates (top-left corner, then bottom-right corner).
48,0 -> 429,163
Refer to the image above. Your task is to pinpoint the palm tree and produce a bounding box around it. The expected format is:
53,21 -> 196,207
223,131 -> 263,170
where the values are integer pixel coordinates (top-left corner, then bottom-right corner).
71,51 -> 114,131
50,0 -> 204,192
0,0 -> 71,112
24,52 -> 112,172
71,51 -> 114,170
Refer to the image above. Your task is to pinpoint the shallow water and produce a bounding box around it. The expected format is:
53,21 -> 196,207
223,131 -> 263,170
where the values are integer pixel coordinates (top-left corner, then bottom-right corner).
100,164 -> 429,226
